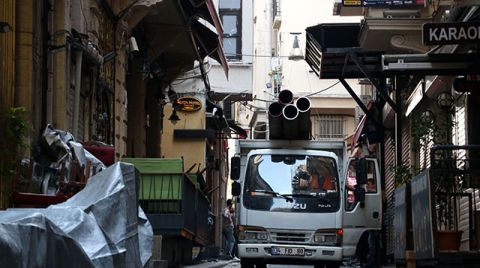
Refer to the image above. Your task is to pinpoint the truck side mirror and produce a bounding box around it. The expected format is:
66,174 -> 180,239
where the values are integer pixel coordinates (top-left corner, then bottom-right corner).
231,181 -> 241,196
355,158 -> 367,185
231,156 -> 241,180
354,186 -> 366,203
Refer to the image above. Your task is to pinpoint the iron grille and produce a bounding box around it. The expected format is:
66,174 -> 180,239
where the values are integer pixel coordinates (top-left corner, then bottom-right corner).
270,231 -> 311,243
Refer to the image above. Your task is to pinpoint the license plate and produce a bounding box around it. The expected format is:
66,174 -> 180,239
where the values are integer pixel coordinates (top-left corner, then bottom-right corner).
271,246 -> 305,256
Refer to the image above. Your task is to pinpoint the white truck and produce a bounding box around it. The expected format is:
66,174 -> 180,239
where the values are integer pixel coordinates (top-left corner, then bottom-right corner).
230,139 -> 382,268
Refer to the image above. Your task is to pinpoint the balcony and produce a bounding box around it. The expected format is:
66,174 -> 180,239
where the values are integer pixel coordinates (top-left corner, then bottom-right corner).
359,5 -> 436,53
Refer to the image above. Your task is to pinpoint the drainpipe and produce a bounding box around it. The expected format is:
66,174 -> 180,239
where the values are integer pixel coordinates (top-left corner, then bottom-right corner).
73,50 -> 83,136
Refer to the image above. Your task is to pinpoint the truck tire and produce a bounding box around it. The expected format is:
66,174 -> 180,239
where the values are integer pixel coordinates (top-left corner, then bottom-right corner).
255,263 -> 267,268
240,259 -> 267,268
240,259 -> 254,268
325,261 -> 341,268
315,261 -> 341,268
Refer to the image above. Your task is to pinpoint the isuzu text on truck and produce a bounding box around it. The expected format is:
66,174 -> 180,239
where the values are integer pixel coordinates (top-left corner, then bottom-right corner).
229,90 -> 382,268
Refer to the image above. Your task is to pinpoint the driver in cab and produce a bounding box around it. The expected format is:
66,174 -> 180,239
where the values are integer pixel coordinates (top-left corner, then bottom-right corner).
292,164 -> 334,192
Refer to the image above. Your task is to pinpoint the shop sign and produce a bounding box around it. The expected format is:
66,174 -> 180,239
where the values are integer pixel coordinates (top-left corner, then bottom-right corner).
423,21 -> 480,45
410,170 -> 435,260
342,0 -> 423,6
176,97 -> 202,112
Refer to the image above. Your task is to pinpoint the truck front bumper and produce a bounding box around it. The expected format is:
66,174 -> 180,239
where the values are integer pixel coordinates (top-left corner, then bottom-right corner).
237,243 -> 342,261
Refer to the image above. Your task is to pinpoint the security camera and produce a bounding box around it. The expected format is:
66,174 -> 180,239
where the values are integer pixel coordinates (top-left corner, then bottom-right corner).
127,37 -> 139,54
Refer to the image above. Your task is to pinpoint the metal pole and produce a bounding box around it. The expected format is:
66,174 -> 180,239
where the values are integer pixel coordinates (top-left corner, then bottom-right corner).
73,50 -> 83,136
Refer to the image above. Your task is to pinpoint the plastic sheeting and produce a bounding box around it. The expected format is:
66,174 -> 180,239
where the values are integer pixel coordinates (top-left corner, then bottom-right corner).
0,162 -> 153,267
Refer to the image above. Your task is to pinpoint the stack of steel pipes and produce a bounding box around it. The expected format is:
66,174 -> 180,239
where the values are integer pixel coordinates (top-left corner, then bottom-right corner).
268,90 -> 311,140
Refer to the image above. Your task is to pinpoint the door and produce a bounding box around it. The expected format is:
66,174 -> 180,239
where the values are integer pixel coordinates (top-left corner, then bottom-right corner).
342,157 -> 382,257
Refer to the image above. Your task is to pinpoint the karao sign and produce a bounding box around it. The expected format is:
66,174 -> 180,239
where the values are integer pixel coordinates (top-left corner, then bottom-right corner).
423,21 -> 480,45
176,96 -> 202,112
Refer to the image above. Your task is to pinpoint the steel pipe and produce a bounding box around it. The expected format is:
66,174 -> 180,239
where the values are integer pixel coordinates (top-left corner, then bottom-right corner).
282,104 -> 299,139
268,102 -> 284,139
295,97 -> 311,139
295,97 -> 311,112
278,90 -> 294,105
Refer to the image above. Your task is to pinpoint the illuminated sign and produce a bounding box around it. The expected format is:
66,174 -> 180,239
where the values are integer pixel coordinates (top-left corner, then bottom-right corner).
176,97 -> 202,112
343,0 -> 423,6
423,21 -> 480,45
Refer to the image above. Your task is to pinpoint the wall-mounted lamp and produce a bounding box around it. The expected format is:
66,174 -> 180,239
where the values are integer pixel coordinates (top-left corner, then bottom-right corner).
421,110 -> 434,124
288,33 -> 303,61
168,110 -> 180,124
0,22 -> 13,33
437,92 -> 454,110
126,37 -> 139,54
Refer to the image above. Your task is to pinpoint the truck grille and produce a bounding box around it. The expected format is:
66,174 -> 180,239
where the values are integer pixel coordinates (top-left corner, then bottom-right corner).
270,231 -> 311,243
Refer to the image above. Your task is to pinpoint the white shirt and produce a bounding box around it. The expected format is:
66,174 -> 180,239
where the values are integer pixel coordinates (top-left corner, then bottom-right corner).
223,207 -> 233,227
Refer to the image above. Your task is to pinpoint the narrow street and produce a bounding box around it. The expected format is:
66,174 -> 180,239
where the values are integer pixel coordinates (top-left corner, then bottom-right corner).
2,1 -> 480,267
186,259 -> 397,268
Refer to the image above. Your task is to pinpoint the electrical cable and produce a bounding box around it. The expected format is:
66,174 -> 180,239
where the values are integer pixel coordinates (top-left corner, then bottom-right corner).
224,52 -> 291,58
303,81 -> 341,97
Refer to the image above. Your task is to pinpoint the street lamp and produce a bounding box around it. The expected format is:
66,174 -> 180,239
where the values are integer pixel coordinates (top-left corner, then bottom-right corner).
288,33 -> 303,61
0,22 -> 13,33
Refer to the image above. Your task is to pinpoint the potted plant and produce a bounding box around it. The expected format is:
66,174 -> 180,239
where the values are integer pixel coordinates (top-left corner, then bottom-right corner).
0,107 -> 31,209
428,107 -> 462,251
410,106 -> 462,251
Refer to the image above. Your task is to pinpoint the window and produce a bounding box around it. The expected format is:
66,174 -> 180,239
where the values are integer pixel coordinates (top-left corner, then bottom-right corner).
219,0 -> 242,60
314,115 -> 346,139
345,159 -> 377,211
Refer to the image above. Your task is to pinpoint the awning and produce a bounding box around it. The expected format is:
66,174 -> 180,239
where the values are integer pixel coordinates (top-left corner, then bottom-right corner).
126,0 -> 166,31
228,120 -> 247,138
191,19 -> 229,77
352,115 -> 366,152
179,0 -> 228,77
134,0 -> 228,77
305,23 -> 382,79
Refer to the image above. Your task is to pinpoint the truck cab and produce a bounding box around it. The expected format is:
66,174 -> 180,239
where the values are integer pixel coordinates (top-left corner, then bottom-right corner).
230,140 -> 382,268
231,140 -> 346,268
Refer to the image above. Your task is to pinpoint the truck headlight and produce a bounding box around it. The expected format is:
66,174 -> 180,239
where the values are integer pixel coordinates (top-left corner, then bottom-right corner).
238,225 -> 269,241
313,229 -> 342,245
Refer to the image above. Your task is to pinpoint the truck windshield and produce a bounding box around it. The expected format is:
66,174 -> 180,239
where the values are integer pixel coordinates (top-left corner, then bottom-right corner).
243,154 -> 340,213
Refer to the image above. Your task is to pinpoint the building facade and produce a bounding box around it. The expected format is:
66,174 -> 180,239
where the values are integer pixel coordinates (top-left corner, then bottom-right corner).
1,0 -> 231,265
324,0 -> 480,265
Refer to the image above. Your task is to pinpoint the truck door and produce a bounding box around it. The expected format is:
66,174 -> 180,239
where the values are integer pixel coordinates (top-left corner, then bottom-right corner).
342,157 -> 382,257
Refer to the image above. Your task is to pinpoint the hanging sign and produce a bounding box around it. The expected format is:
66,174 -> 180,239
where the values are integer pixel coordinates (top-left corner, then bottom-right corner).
342,0 -> 362,6
423,21 -> 480,45
176,97 -> 202,112
342,0 -> 423,6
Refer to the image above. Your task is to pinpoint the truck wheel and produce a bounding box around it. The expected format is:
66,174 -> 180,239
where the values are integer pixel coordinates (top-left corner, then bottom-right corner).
240,259 -> 254,268
325,262 -> 341,268
255,263 -> 267,268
